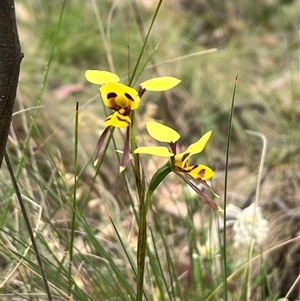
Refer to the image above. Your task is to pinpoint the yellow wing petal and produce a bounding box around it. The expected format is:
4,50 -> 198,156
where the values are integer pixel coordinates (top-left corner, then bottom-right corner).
140,77 -> 181,91
146,121 -> 180,143
85,70 -> 120,85
185,130 -> 212,155
134,146 -> 174,157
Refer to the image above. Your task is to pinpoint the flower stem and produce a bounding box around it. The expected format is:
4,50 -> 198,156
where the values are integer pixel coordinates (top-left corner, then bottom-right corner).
136,192 -> 147,301
130,111 -> 146,301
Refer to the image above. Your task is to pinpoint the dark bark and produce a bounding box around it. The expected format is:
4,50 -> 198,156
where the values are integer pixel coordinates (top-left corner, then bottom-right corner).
0,0 -> 23,168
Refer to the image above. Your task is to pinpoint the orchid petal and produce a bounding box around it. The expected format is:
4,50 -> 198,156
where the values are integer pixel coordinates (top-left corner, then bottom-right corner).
85,70 -> 120,85
175,171 -> 221,211
104,111 -> 131,128
140,77 -> 181,91
196,179 -> 220,198
177,130 -> 212,166
174,152 -> 189,169
94,127 -> 110,166
134,146 -> 174,157
146,121 -> 180,143
185,131 -> 212,155
186,164 -> 214,181
119,127 -> 131,172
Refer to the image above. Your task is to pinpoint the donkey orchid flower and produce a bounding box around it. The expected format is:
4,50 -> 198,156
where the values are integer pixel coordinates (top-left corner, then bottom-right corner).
85,70 -> 181,171
134,121 -> 222,211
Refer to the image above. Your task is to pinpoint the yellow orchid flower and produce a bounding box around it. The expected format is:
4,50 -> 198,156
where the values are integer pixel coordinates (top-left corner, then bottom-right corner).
86,71 -> 141,129
135,121 -> 214,181
135,121 -> 222,211
85,70 -> 181,171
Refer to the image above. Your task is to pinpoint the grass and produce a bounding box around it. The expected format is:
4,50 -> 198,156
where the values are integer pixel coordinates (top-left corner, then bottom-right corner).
1,0 -> 299,300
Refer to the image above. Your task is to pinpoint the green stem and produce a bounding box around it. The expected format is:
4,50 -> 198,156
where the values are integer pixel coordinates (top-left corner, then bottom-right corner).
136,193 -> 147,301
129,2 -> 167,293
68,102 -> 79,296
130,111 -> 145,301
222,73 -> 238,301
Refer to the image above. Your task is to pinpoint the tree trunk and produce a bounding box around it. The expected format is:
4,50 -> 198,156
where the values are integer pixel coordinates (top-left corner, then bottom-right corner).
0,0 -> 23,168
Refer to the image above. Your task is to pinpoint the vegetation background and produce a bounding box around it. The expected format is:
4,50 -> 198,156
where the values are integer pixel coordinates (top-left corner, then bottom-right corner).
0,0 -> 299,300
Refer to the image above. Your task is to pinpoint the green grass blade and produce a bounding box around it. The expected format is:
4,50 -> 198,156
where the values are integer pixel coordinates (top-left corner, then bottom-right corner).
68,101 -> 79,296
222,73 -> 238,301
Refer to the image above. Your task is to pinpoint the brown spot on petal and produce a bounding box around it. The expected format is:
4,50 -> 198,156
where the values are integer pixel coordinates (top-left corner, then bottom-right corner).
117,115 -> 130,124
107,92 -> 117,99
125,93 -> 134,101
182,153 -> 190,162
198,168 -> 206,180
